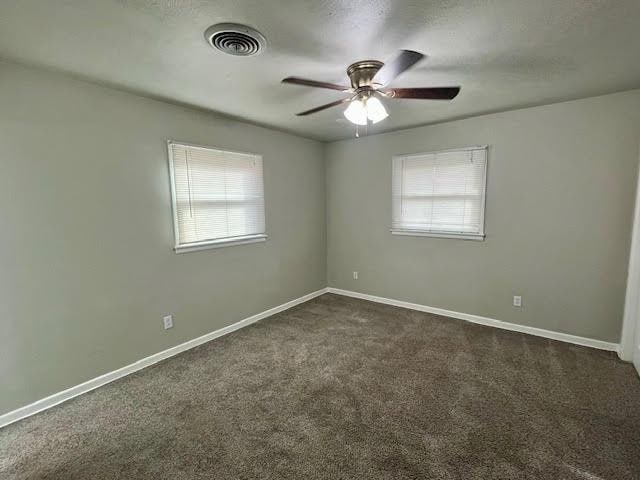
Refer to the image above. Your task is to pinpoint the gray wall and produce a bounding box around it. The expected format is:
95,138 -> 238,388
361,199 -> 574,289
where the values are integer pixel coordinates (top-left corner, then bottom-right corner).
2,58 -> 639,416
326,90 -> 640,343
0,62 -> 326,414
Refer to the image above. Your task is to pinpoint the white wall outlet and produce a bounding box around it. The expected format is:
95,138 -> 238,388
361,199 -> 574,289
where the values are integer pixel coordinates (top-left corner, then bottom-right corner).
353,271 -> 359,280
513,296 -> 522,308
163,314 -> 173,330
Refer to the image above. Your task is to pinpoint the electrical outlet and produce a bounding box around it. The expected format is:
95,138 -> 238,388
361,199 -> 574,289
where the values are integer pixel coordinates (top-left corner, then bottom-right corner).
513,296 -> 522,308
163,315 -> 173,330
353,271 -> 359,280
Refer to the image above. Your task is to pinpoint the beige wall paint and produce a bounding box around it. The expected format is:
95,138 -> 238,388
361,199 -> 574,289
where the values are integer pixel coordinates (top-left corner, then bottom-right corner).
0,62 -> 326,414
326,90 -> 640,343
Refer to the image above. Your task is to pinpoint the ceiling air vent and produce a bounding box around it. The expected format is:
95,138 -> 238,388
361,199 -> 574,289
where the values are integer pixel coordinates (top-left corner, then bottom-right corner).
204,23 -> 266,56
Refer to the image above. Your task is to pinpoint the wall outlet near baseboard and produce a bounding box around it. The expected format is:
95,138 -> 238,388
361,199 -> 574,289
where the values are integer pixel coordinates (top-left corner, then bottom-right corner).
513,296 -> 522,308
163,315 -> 173,329
353,271 -> 358,280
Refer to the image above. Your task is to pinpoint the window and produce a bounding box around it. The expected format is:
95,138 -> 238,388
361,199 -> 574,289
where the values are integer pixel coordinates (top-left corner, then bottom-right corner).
167,142 -> 266,252
391,146 -> 487,240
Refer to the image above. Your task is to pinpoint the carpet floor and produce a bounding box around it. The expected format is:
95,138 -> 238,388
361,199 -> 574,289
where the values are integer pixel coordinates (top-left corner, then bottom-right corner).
1,293 -> 639,479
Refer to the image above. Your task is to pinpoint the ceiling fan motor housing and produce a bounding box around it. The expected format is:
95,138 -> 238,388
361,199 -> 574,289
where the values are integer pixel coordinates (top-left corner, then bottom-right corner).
347,60 -> 384,89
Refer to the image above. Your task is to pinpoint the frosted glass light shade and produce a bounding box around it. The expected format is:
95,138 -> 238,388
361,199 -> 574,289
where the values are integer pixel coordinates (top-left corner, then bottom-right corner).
343,99 -> 368,125
366,96 -> 388,123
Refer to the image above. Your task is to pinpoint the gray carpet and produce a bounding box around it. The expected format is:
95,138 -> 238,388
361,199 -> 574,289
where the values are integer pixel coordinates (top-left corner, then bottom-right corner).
1,293 -> 639,479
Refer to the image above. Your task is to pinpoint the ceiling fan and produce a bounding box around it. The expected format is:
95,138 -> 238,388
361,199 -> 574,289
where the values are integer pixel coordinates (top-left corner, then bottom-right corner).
281,50 -> 460,126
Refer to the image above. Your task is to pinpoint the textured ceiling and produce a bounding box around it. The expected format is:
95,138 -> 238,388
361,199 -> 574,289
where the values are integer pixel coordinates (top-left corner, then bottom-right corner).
0,0 -> 639,141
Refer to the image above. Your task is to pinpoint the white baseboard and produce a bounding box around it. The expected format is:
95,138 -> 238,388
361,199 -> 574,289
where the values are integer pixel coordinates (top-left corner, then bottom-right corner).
0,288 -> 329,429
2,286 -> 619,429
327,288 -> 619,352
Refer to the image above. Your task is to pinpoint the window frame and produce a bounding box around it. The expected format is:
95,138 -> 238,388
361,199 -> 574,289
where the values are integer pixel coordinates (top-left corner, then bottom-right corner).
390,145 -> 488,241
167,140 -> 267,253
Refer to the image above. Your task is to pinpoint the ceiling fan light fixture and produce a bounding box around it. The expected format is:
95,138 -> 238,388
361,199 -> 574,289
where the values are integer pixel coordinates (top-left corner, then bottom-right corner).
366,96 -> 389,124
343,99 -> 368,125
343,96 -> 389,125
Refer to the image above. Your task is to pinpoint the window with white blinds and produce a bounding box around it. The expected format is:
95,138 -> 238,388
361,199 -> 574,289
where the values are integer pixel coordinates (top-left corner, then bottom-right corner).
168,142 -> 266,252
392,146 -> 487,240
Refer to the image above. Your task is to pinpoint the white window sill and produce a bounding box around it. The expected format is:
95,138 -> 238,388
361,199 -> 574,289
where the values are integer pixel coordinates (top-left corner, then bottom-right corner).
391,230 -> 485,241
175,234 -> 267,253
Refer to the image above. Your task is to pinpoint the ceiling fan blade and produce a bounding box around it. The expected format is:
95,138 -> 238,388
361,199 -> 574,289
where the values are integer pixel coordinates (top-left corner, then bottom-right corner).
282,77 -> 350,91
296,98 -> 350,116
373,50 -> 425,87
385,87 -> 461,100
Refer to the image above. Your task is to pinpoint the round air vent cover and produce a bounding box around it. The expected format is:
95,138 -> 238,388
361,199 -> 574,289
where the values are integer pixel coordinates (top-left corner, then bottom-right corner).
204,23 -> 266,56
